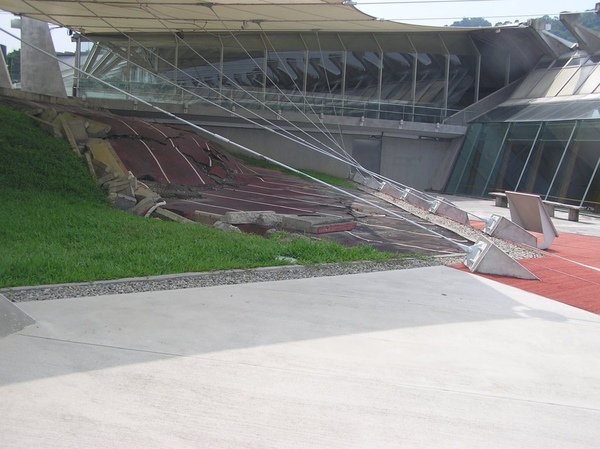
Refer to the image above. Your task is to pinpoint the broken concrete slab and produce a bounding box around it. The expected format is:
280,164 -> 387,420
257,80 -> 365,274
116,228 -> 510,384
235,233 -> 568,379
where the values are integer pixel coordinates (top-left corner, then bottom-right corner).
256,212 -> 283,228
108,193 -> 138,211
134,186 -> 157,202
213,221 -> 242,233
152,207 -> 196,224
96,171 -> 119,187
83,117 -> 112,138
38,107 -> 58,123
223,211 -> 277,225
54,112 -> 90,143
56,115 -> 83,155
92,158 -> 111,177
87,138 -> 129,178
193,210 -> 223,226
103,174 -> 137,197
30,115 -> 61,138
129,193 -> 164,217
282,215 -> 356,234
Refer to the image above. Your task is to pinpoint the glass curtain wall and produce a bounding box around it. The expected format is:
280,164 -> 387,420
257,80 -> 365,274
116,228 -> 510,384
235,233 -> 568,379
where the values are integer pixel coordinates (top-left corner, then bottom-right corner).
79,32 -> 487,124
445,119 -> 600,208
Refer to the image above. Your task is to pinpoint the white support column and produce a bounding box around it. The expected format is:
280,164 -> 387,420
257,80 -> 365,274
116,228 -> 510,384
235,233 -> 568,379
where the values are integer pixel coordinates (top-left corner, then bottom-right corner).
0,49 -> 12,89
20,17 -> 66,97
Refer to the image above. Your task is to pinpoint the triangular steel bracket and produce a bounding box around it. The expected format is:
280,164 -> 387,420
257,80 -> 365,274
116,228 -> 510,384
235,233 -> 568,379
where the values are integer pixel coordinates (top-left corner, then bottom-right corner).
482,214 -> 538,247
429,197 -> 470,225
463,237 -> 539,280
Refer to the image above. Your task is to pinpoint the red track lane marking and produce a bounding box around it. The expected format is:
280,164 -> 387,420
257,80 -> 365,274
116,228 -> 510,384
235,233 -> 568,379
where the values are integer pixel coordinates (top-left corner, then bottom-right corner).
201,140 -> 214,167
199,191 -> 321,214
141,122 -> 207,186
230,188 -> 347,209
244,184 -> 333,199
139,140 -> 171,183
116,118 -> 139,135
145,122 -> 169,139
168,138 -> 206,185
542,253 -> 600,272
524,259 -> 600,286
181,199 -> 243,212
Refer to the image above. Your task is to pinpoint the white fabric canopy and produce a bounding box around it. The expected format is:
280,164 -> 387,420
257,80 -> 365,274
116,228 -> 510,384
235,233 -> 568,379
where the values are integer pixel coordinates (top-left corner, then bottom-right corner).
1,0 -> 470,34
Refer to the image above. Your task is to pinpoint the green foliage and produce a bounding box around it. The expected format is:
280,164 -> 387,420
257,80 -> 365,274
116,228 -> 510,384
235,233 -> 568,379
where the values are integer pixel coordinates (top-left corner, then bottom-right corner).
449,18 -> 492,28
5,49 -> 20,83
0,103 -> 396,287
0,103 -> 104,201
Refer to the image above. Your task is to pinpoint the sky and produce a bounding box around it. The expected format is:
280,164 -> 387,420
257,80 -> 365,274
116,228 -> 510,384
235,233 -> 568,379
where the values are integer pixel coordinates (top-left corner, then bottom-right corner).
0,0 -> 597,54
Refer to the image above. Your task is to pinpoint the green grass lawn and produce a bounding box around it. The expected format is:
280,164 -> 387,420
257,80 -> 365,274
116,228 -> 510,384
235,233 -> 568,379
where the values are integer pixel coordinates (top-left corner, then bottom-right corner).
0,102 -> 396,288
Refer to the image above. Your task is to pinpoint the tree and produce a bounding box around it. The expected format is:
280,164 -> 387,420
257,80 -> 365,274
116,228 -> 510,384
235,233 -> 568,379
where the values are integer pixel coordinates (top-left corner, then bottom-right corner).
5,49 -> 20,84
449,18 -> 492,28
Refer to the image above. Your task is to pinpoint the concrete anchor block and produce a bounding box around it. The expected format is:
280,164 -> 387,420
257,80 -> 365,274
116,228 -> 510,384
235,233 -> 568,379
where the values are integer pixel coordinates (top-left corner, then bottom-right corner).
352,171 -> 368,185
365,176 -> 384,191
429,197 -> 470,225
379,182 -> 406,200
213,221 -> 242,233
464,236 -> 538,280
352,171 -> 383,191
193,210 -> 223,226
482,214 -> 538,248
403,189 -> 433,211
152,207 -> 195,224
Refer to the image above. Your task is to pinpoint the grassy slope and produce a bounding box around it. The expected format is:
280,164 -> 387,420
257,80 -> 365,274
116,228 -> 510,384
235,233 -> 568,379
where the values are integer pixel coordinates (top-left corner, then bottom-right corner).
0,103 -> 395,287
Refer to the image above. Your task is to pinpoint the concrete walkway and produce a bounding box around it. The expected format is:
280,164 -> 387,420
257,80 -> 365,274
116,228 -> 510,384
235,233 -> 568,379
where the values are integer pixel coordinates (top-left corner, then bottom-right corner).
2,266 -> 600,448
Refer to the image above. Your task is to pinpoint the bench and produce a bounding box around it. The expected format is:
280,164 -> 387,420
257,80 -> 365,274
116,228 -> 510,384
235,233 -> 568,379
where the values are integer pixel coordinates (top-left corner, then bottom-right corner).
489,192 -> 584,222
541,201 -> 585,222
489,192 -> 508,207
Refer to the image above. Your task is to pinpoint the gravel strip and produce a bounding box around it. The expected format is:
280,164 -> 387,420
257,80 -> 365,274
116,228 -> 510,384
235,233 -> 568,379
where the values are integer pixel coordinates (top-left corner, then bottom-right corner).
2,257 -> 463,302
374,192 -> 544,261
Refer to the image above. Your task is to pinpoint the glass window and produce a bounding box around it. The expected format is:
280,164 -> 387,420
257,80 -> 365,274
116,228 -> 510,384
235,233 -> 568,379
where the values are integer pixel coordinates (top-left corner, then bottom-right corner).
458,123 -> 508,196
445,123 -> 482,194
511,70 -> 546,99
545,67 -> 579,96
557,121 -> 600,205
558,65 -> 596,96
494,123 -> 542,191
520,121 -> 576,195
576,65 -> 600,94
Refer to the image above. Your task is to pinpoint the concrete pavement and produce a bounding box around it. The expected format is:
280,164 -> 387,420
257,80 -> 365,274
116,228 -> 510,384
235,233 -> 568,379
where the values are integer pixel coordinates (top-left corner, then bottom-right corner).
2,266 -> 600,448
